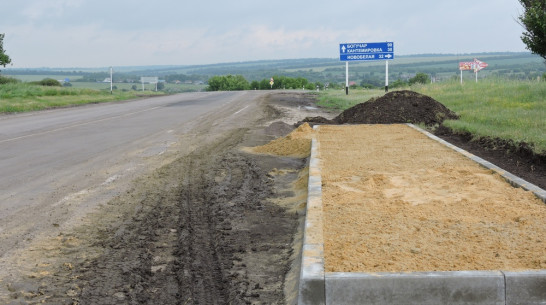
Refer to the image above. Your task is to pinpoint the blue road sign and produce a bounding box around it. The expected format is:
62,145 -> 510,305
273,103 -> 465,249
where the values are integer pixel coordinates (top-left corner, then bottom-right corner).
340,42 -> 394,61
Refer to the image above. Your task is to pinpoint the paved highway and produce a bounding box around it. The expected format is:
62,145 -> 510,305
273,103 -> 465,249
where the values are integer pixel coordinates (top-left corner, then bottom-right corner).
0,91 -> 264,256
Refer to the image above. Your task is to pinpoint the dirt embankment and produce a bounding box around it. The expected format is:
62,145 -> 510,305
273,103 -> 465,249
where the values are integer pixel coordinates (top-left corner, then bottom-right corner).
301,90 -> 458,126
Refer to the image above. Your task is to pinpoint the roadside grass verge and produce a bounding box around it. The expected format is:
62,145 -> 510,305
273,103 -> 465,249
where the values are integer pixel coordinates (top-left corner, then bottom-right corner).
318,80 -> 546,154
317,88 -> 385,110
0,83 -> 164,113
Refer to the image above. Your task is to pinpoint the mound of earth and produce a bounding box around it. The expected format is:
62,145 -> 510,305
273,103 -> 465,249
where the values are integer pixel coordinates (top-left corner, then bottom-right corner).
264,121 -> 294,137
301,90 -> 458,126
246,123 -> 314,158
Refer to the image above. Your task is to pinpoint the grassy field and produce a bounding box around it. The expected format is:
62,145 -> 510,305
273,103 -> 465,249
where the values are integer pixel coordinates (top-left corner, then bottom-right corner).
0,83 -> 164,113
318,79 -> 546,153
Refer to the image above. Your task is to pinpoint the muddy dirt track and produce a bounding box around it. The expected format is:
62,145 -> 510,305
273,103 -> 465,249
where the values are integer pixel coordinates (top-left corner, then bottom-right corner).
0,92 -> 324,305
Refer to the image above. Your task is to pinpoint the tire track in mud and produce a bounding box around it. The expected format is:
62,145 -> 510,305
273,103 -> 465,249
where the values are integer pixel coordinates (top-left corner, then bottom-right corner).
14,127 -> 302,305
177,156 -> 232,304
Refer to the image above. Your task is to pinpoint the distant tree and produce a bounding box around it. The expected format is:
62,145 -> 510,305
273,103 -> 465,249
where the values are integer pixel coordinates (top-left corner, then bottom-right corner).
360,81 -> 377,89
259,79 -> 269,90
157,82 -> 165,90
0,33 -> 12,71
518,0 -> 546,60
250,80 -> 260,89
305,83 -> 316,90
409,73 -> 430,85
32,78 -> 62,86
390,78 -> 408,89
207,75 -> 249,91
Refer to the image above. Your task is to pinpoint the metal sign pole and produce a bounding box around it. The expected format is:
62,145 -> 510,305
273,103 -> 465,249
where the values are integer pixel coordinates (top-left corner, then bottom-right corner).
110,67 -> 113,94
345,62 -> 349,95
385,60 -> 389,92
460,70 -> 463,84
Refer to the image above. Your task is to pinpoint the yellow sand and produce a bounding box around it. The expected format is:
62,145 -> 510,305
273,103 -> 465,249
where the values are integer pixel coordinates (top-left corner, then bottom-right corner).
249,123 -> 314,157
319,124 -> 546,272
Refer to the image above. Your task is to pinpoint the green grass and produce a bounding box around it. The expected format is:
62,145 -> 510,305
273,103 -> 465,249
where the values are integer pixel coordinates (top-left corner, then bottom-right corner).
0,83 -> 164,113
317,88 -> 386,110
318,79 -> 546,154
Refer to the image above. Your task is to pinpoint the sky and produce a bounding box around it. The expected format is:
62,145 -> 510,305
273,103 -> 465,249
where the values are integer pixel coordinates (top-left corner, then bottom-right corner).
1,0 -> 528,68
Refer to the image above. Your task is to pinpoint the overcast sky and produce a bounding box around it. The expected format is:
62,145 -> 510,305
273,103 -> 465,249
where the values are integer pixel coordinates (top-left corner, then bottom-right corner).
1,0 -> 528,68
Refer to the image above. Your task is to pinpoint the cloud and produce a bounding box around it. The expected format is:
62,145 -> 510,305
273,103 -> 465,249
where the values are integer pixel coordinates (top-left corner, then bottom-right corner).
22,0 -> 84,23
1,0 -> 528,68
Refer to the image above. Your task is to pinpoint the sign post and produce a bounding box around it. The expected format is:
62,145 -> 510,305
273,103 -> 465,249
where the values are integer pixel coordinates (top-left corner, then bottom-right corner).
473,58 -> 488,83
339,42 -> 394,94
459,59 -> 488,83
140,77 -> 159,91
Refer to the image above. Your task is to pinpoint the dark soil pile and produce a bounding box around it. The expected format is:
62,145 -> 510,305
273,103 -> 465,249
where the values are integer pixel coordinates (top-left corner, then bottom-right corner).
301,90 -> 458,126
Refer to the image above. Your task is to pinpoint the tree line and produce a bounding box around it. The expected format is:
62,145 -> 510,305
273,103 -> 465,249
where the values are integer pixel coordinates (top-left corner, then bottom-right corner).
207,75 -> 324,91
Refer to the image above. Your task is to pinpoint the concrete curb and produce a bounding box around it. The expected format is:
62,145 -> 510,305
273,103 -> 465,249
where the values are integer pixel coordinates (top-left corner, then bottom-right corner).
298,124 -> 546,305
298,136 -> 326,305
326,271 -> 505,305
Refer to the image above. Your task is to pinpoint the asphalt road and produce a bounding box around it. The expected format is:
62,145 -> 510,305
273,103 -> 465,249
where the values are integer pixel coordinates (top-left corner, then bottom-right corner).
0,91 -> 264,257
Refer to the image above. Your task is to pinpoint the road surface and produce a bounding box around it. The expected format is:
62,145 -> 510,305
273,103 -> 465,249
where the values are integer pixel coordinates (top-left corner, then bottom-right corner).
0,91 -> 263,258
0,91 -> 330,304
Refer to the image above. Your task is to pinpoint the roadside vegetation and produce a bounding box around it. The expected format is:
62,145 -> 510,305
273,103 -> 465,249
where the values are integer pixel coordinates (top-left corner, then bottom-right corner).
318,79 -> 546,154
0,76 -> 163,113
207,74 -> 322,91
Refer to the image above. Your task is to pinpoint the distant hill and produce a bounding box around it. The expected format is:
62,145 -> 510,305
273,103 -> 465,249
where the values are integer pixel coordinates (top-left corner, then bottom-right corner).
4,52 -> 544,86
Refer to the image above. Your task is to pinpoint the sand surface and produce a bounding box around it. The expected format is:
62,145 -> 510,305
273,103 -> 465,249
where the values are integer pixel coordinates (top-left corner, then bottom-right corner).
319,124 -> 546,272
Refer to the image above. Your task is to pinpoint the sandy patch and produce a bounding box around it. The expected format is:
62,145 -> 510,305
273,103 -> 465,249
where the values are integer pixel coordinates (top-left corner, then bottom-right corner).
319,124 -> 546,272
246,123 -> 314,157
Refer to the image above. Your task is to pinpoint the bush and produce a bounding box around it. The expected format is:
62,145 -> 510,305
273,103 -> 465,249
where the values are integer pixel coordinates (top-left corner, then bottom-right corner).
31,78 -> 62,86
207,75 -> 249,91
409,73 -> 430,85
390,78 -> 408,89
0,75 -> 20,84
360,82 -> 377,89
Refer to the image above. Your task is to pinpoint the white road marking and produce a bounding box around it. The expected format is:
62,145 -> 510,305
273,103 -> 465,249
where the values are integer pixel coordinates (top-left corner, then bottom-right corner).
233,105 -> 249,115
